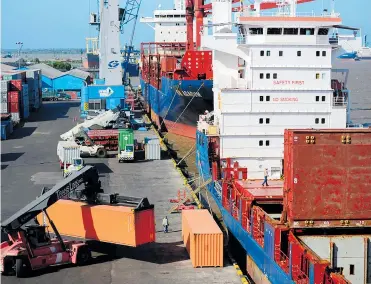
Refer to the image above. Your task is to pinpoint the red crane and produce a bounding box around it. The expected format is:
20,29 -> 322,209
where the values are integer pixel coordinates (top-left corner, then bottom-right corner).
186,0 -> 315,50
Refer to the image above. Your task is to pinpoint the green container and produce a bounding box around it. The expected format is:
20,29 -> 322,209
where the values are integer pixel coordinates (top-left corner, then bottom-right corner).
2,75 -> 13,81
118,129 -> 134,151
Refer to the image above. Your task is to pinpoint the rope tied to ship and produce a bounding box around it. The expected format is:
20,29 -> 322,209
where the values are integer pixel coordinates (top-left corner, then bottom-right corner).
163,82 -> 205,140
159,84 -> 180,129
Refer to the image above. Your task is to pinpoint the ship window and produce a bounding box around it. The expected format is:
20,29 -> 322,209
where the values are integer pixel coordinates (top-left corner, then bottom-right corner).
279,51 -> 283,56
321,118 -> 326,124
266,73 -> 270,79
349,264 -> 355,275
322,51 -> 327,56
249,28 -> 263,35
283,28 -> 298,35
267,51 -> 271,56
266,118 -> 270,124
266,140 -> 270,146
300,28 -> 315,35
322,96 -> 326,101
266,96 -> 270,101
315,118 -> 319,124
259,140 -> 263,146
297,51 -> 302,56
273,73 -> 277,79
322,73 -> 326,79
316,73 -> 320,79
259,118 -> 263,124
316,51 -> 320,57
318,28 -> 329,35
316,96 -> 319,101
260,50 -> 265,56
260,73 -> 264,79
267,28 -> 282,35
260,96 -> 264,102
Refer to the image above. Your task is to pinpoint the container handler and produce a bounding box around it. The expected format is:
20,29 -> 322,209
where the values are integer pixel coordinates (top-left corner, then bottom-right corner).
0,165 -> 152,278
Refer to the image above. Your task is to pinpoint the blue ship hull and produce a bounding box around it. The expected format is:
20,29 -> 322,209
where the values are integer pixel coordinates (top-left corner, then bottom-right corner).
140,76 -> 213,138
196,131 -> 294,284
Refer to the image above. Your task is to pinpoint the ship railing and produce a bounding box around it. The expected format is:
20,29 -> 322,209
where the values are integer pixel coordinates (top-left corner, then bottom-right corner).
292,265 -> 309,284
332,94 -> 348,107
274,245 -> 290,273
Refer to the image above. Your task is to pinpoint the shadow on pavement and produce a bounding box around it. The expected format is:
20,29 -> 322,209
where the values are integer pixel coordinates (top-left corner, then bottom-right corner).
9,127 -> 37,139
86,240 -> 190,264
28,101 -> 80,122
1,152 -> 24,163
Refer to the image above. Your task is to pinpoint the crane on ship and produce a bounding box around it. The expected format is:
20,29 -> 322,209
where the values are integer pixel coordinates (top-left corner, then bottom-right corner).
89,0 -> 141,85
120,0 -> 142,85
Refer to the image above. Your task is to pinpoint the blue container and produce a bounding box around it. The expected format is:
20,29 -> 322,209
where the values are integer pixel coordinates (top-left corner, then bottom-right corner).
1,125 -> 7,140
264,222 -> 275,258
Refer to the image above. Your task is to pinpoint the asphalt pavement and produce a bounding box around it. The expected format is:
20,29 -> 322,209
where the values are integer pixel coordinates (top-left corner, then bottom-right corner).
1,101 -> 241,284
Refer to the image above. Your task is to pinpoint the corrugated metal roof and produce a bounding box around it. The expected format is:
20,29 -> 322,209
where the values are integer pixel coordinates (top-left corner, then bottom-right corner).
1,63 -> 16,72
56,68 -> 90,80
28,63 -> 63,79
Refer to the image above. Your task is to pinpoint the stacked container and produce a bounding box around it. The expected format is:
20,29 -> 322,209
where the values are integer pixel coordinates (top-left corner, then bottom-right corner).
26,69 -> 41,111
1,80 -> 9,113
1,119 -> 13,140
22,84 -> 29,120
182,210 -> 223,268
8,80 -> 22,123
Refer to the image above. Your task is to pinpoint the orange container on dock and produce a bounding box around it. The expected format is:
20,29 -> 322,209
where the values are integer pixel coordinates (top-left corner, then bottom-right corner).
36,200 -> 155,247
182,210 -> 223,268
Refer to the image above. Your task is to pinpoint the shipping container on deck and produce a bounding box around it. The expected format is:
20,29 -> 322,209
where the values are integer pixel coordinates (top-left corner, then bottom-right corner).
182,210 -> 223,268
283,129 -> 371,228
36,199 -> 156,247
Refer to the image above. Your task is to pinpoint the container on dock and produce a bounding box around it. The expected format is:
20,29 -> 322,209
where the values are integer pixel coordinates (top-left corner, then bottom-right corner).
9,80 -> 22,92
1,80 -> 9,93
283,129 -> 371,228
0,102 -> 8,114
57,141 -> 81,168
22,84 -> 29,119
144,137 -> 161,160
10,112 -> 20,123
182,210 -> 223,268
1,120 -> 13,140
36,199 -> 156,247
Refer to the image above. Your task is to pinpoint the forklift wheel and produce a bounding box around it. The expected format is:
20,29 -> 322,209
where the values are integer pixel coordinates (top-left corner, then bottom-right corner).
77,247 -> 91,266
96,148 -> 107,158
15,258 -> 26,278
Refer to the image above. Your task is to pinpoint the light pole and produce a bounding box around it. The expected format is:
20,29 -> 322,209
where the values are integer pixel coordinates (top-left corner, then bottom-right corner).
16,42 -> 23,69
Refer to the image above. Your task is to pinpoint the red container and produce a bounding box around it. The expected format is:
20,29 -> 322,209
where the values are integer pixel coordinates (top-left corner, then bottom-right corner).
8,91 -> 20,103
283,129 -> 371,228
9,102 -> 20,113
9,80 -> 22,92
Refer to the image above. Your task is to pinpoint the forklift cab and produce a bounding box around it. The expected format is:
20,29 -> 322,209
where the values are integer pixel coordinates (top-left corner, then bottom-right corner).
25,225 -> 51,248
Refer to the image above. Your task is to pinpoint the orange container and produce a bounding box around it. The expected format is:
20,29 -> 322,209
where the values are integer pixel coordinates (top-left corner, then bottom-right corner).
182,210 -> 223,268
36,200 -> 155,247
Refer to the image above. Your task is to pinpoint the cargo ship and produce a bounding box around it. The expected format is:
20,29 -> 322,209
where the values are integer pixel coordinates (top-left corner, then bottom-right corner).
196,1 -> 371,283
139,0 -> 213,139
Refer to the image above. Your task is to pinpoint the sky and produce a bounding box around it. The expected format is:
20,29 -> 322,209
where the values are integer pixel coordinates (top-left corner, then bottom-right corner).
1,0 -> 370,49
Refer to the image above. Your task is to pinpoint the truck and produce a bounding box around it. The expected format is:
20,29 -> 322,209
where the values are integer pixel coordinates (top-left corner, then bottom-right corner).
42,92 -> 71,101
118,128 -> 135,162
0,166 -> 154,277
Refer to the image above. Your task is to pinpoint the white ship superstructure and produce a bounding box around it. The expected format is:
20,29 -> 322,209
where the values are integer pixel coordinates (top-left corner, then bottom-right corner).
140,0 -> 187,43
199,0 -> 350,179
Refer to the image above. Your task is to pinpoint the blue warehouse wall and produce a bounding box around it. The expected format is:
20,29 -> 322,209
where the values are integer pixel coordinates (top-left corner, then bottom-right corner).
53,75 -> 87,91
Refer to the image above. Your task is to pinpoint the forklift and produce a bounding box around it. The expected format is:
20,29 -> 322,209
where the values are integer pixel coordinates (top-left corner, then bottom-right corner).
1,166 -> 152,277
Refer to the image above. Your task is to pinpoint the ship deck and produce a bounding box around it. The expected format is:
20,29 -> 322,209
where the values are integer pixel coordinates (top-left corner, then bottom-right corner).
236,180 -> 284,201
1,101 -> 241,284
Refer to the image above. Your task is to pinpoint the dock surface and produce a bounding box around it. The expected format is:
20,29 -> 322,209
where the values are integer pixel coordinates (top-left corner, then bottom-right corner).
1,101 -> 241,284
